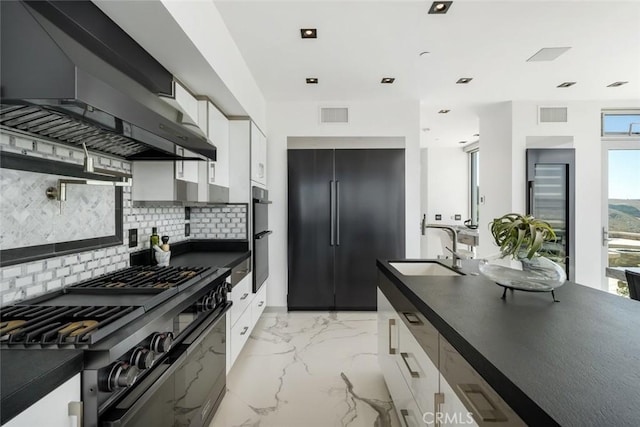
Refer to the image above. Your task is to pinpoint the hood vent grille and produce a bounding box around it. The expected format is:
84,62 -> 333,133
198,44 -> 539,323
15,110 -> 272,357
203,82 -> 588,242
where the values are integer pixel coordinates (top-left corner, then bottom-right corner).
1,104 -> 147,157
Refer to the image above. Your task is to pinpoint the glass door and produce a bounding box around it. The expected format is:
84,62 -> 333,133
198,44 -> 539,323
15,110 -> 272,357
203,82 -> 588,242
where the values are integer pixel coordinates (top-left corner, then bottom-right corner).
603,148 -> 640,295
526,149 -> 575,281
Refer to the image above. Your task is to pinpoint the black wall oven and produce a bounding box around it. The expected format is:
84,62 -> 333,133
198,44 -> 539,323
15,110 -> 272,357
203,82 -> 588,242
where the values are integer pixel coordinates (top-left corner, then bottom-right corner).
252,186 -> 272,293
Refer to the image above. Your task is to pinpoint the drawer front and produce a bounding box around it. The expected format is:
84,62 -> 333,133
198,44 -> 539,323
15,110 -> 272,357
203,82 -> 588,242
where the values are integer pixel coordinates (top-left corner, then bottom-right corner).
439,374 -> 479,427
230,274 -> 252,326
397,318 -> 439,415
230,307 -> 252,368
385,361 -> 429,426
251,280 -> 268,326
439,337 -> 526,427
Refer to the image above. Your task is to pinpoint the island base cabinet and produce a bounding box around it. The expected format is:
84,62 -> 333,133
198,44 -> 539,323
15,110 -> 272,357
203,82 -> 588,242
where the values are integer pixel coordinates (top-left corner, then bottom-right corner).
439,337 -> 526,427
439,375 -> 479,427
386,362 -> 429,426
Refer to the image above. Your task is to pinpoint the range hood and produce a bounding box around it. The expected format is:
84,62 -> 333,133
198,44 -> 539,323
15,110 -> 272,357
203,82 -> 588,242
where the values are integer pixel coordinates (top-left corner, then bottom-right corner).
0,0 -> 216,161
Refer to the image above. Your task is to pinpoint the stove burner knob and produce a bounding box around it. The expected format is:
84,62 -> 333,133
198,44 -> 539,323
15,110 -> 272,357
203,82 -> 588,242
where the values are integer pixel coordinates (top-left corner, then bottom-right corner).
102,361 -> 139,391
130,347 -> 154,369
151,332 -> 174,354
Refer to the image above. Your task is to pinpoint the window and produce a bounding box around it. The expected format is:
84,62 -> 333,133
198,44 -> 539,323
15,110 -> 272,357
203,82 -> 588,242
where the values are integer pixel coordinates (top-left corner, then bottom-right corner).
602,111 -> 640,137
470,150 -> 480,225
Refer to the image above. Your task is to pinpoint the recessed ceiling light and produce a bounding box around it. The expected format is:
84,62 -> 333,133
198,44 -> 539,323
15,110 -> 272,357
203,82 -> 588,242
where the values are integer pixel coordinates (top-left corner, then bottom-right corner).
438,109 -> 450,114
306,78 -> 318,84
527,47 -> 571,62
557,82 -> 576,88
429,1 -> 452,14
607,81 -> 628,87
300,28 -> 317,39
456,77 -> 473,84
381,77 -> 395,84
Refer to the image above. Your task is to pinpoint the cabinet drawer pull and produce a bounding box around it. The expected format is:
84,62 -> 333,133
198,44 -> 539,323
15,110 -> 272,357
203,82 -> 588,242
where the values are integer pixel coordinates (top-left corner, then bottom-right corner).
240,293 -> 249,300
258,301 -> 264,307
240,326 -> 249,336
457,383 -> 507,422
403,312 -> 422,324
388,319 -> 397,354
400,409 -> 412,427
434,393 -> 445,427
400,352 -> 420,378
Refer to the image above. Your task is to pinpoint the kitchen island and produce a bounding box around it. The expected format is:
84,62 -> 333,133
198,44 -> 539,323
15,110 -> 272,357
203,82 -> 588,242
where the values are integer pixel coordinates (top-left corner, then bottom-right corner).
377,259 -> 640,426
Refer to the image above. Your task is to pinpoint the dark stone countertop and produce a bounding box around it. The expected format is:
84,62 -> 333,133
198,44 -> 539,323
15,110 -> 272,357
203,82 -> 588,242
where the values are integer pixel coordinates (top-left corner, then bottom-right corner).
0,350 -> 83,424
377,259 -> 640,427
130,239 -> 250,270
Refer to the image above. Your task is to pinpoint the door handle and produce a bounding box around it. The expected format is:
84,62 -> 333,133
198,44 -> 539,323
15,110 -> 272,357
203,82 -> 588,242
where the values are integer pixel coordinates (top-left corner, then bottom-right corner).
336,180 -> 340,246
527,180 -> 534,214
330,181 -> 335,246
240,326 -> 249,335
602,227 -> 611,247
400,352 -> 420,378
240,293 -> 249,300
434,393 -> 445,427
457,383 -> 507,422
400,409 -> 411,427
388,318 -> 397,354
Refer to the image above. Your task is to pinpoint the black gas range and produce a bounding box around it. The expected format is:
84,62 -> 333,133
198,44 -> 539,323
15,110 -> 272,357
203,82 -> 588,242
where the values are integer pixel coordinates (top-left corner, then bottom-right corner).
0,265 -> 232,427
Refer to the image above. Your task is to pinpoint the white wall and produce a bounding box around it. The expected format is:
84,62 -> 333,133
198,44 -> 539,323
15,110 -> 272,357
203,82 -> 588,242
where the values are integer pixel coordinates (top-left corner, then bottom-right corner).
421,147 -> 469,258
477,102 -> 514,258
478,100 -> 639,290
267,100 -> 421,307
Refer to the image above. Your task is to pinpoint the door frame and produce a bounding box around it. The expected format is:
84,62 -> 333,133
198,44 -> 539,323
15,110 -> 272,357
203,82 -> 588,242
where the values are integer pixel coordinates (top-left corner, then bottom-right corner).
601,138 -> 640,290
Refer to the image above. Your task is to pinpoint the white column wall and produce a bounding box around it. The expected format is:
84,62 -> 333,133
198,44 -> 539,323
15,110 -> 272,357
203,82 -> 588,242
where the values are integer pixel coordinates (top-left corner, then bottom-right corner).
421,147 -> 469,258
267,100 -> 421,307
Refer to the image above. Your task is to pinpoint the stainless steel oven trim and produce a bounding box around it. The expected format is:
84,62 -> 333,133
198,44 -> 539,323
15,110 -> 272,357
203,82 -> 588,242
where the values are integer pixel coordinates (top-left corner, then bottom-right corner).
100,304 -> 230,427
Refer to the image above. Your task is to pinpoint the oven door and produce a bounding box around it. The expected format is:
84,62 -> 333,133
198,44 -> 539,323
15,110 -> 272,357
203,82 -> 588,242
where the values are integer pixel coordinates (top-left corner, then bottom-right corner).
100,305 -> 229,427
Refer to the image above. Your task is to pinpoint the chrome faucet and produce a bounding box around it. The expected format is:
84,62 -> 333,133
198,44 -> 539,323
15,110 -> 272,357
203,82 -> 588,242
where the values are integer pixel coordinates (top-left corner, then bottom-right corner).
424,224 -> 466,269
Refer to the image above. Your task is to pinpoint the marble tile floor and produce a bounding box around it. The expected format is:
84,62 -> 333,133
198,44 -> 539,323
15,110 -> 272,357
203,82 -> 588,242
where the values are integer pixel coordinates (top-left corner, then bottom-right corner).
209,311 -> 400,427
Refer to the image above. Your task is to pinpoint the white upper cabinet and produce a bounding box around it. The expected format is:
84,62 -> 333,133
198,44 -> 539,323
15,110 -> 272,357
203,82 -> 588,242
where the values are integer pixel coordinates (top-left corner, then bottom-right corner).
205,101 -> 229,188
160,80 -> 199,127
250,122 -> 267,187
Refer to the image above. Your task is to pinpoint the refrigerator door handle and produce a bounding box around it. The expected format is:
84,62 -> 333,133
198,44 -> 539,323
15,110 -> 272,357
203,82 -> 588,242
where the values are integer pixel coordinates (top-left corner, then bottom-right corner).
330,180 -> 335,246
336,180 -> 340,246
527,180 -> 534,214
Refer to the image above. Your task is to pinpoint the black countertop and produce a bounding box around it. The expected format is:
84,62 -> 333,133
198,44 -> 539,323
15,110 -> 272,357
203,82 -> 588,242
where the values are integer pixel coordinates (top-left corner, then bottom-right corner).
0,350 -> 83,424
377,259 -> 640,427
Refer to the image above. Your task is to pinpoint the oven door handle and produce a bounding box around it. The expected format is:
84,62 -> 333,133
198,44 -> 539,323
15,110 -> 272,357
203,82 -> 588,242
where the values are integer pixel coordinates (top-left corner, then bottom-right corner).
253,199 -> 272,204
254,230 -> 272,240
101,306 -> 230,427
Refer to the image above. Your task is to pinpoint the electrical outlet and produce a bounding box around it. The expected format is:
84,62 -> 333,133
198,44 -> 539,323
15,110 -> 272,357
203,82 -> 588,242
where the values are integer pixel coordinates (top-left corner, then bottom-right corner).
185,206 -> 191,220
435,214 -> 442,221
185,223 -> 190,237
454,214 -> 462,221
128,229 -> 138,248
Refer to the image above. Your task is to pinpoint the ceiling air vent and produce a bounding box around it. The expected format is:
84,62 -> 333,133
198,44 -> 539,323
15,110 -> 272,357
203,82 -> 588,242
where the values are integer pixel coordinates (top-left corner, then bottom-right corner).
538,106 -> 568,123
320,107 -> 349,124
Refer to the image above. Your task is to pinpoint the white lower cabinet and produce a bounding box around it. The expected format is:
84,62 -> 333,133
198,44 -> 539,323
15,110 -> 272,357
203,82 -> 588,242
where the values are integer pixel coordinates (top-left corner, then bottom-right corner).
378,283 -> 526,427
227,278 -> 268,373
4,374 -> 80,427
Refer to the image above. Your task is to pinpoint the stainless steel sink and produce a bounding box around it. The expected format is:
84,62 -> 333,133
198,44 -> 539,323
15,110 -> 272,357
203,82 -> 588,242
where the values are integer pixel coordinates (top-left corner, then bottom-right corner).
389,261 -> 463,276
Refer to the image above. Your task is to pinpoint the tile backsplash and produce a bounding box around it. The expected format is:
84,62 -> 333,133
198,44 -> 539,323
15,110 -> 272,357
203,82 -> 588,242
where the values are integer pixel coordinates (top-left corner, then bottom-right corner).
0,168 -> 115,250
0,132 -> 248,305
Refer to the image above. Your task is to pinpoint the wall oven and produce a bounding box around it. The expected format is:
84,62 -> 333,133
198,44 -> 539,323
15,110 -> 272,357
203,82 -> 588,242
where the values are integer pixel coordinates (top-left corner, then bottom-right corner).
252,186 -> 272,293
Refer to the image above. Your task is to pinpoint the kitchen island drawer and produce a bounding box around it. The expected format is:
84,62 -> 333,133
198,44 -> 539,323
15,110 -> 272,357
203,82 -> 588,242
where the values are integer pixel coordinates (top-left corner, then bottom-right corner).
439,337 -> 526,427
229,273 -> 252,326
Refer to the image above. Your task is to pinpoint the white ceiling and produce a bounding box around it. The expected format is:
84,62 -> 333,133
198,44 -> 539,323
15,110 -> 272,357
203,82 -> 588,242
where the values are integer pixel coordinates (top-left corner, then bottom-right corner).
215,0 -> 640,147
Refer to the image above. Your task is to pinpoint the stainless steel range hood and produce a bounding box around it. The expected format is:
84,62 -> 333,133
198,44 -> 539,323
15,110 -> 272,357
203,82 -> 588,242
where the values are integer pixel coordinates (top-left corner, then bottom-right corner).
0,0 -> 216,161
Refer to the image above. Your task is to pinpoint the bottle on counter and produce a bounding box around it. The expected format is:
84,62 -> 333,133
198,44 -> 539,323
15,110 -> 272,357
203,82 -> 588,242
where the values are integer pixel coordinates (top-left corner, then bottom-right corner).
161,236 -> 170,252
150,227 -> 160,264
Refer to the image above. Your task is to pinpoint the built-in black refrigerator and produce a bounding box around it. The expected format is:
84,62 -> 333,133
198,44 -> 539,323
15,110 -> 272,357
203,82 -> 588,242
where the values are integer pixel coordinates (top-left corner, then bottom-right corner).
287,149 -> 405,310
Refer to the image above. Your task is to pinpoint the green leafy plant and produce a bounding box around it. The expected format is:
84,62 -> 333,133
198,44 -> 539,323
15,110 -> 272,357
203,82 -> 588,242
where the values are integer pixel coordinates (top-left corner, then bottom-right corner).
489,213 -> 557,259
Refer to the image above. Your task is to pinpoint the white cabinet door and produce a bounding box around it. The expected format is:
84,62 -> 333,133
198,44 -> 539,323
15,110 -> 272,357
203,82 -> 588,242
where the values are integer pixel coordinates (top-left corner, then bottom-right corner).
175,147 -> 199,183
251,281 -> 268,327
397,317 -> 439,416
207,101 -> 229,187
377,288 -> 400,382
250,122 -> 266,186
5,374 -> 80,427
229,273 -> 252,327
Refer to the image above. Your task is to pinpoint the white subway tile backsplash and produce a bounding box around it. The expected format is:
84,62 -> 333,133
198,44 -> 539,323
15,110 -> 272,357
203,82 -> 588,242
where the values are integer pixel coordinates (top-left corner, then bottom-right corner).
56,266 -> 71,277
37,271 -> 53,282
15,276 -> 33,287
46,259 -> 62,269
1,266 -> 22,279
26,263 -> 44,274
